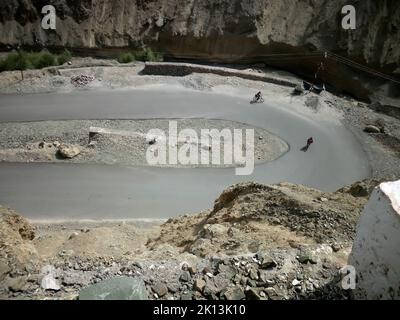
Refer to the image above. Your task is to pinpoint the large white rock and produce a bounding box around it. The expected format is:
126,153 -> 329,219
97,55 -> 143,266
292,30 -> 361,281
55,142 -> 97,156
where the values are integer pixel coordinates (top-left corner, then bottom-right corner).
349,180 -> 400,299
41,274 -> 61,291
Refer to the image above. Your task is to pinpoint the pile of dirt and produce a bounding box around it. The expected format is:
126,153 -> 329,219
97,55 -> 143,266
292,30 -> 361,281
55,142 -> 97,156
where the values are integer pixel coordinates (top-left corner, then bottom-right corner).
0,206 -> 39,293
149,182 -> 369,257
0,180 -> 376,299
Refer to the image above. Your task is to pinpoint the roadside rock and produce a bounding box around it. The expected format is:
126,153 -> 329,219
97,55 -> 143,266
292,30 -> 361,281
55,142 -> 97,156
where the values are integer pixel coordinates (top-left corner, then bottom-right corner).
245,287 -> 263,300
223,286 -> 245,300
68,232 -> 80,240
256,253 -> 277,269
79,277 -> 148,300
201,224 -> 228,239
364,125 -> 381,134
297,251 -> 318,265
152,282 -> 168,297
5,276 -> 29,292
58,144 -> 81,159
179,271 -> 191,282
41,274 -> 61,291
338,179 -> 381,198
194,279 -> 206,293
62,271 -> 92,287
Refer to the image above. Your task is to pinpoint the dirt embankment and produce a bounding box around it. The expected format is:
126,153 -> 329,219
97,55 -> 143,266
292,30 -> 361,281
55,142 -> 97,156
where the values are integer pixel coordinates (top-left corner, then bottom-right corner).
0,179 -> 379,300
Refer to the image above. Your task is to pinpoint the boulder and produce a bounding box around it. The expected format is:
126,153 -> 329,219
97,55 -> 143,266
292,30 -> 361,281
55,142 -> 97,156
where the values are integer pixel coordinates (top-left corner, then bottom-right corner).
364,125 -> 381,133
41,274 -> 61,291
223,286 -> 245,300
256,253 -> 277,269
152,282 -> 168,297
62,271 -> 92,286
292,85 -> 304,95
245,287 -> 263,300
6,276 -> 28,292
201,224 -> 228,239
58,144 -> 81,159
79,277 -> 148,300
68,232 -> 79,240
179,271 -> 191,282
297,252 -> 318,265
193,279 -> 206,292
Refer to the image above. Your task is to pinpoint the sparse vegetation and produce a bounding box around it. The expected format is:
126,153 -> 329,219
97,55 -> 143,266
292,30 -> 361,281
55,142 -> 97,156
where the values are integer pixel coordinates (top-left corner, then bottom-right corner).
117,52 -> 136,64
117,48 -> 163,64
57,49 -> 72,65
0,50 -> 73,74
134,48 -> 163,62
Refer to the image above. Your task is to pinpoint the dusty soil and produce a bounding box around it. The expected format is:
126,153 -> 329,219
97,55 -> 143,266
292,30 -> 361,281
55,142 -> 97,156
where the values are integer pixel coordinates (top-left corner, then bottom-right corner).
0,119 -> 288,167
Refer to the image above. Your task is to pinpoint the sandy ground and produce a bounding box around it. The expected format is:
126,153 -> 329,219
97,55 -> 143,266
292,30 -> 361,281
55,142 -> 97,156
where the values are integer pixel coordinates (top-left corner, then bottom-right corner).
0,118 -> 288,167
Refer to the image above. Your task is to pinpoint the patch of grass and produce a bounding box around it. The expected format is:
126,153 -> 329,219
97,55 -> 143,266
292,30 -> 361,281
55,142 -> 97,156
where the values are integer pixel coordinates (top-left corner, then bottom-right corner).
117,48 -> 163,64
57,49 -> 72,65
35,52 -> 57,69
134,48 -> 163,62
0,50 -> 73,72
0,51 -> 28,72
117,52 -> 136,64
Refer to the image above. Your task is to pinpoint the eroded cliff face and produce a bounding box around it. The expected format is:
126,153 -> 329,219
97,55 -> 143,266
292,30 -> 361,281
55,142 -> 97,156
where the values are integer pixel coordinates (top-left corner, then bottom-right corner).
0,1 -> 399,99
0,0 -> 399,67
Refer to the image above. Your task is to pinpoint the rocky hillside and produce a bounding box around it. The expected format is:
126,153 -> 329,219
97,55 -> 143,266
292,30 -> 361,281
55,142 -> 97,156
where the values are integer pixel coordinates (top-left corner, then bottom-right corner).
1,0 -> 399,100
0,1 -> 398,68
0,180 -> 377,300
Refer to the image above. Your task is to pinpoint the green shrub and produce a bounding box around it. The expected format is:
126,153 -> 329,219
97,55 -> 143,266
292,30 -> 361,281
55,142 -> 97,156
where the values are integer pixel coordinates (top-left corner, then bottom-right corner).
0,50 -> 72,73
134,48 -> 163,62
0,51 -> 28,72
34,52 -> 57,69
25,52 -> 42,69
57,49 -> 72,65
117,52 -> 135,64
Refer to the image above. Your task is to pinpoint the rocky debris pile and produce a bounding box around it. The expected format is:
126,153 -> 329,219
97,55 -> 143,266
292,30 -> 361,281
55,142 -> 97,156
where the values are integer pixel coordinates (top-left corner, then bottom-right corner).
79,277 -> 148,300
57,144 -> 81,159
140,245 -> 349,300
150,182 -> 367,258
364,118 -> 386,134
0,207 -> 39,296
40,265 -> 61,291
1,244 -> 348,300
0,179 -> 370,300
70,75 -> 95,88
367,102 -> 400,121
337,179 -> 381,198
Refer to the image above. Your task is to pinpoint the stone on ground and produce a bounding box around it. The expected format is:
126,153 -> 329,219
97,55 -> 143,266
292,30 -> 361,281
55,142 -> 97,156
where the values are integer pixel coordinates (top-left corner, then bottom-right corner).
79,277 -> 148,300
